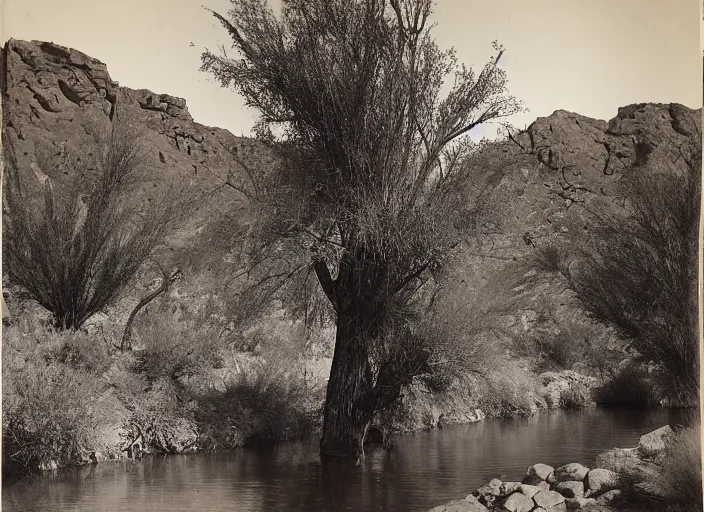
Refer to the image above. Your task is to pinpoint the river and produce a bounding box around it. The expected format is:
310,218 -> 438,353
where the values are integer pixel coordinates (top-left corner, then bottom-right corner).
2,407 -> 684,512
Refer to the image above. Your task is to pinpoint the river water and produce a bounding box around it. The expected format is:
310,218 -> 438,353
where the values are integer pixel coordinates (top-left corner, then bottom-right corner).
2,407 -> 684,512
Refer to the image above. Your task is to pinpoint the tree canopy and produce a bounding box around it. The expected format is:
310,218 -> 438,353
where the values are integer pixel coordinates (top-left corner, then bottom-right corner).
203,0 -> 523,458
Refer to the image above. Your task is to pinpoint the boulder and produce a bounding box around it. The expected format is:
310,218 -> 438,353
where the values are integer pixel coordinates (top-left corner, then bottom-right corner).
473,478 -> 503,507
585,468 -> 619,494
632,481 -> 668,501
638,425 -> 674,457
594,447 -> 649,476
533,490 -> 567,512
527,463 -> 555,483
464,495 -> 488,510
554,481 -> 584,498
536,481 -> 551,492
554,463 -> 590,482
564,497 -> 597,509
596,489 -> 623,506
518,484 -> 541,499
501,492 -> 534,512
429,498 -> 488,512
499,482 -> 522,496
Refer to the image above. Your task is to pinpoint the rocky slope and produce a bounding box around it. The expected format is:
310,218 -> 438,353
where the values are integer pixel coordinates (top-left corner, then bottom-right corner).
2,38 -> 699,323
1,39 -> 276,319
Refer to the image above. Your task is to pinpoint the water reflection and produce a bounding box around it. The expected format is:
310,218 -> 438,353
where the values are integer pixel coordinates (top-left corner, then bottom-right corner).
3,407 -> 674,512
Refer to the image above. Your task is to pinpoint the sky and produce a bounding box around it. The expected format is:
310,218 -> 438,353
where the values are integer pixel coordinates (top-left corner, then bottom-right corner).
1,0 -> 701,139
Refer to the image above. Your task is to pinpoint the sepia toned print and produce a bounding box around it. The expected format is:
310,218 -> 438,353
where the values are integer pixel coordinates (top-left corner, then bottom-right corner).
1,1 -> 701,511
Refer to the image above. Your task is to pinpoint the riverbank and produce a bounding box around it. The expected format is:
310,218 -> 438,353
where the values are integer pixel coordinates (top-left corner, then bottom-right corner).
428,424 -> 701,512
3,316 -> 609,474
2,408 -> 680,511
2,314 -> 606,475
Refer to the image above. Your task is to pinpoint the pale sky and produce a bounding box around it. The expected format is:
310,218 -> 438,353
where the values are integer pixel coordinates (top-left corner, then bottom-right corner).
1,0 -> 701,138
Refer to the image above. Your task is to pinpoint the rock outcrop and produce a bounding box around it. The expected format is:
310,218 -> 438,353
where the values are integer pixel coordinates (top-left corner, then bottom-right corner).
3,39 -> 699,335
2,39 -> 277,318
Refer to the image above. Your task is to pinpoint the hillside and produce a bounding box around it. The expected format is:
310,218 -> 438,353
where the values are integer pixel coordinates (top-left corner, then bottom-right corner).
1,39 -> 700,470
2,39 -> 699,313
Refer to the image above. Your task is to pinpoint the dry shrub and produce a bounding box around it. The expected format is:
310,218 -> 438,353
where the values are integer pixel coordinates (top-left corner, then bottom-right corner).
195,363 -> 322,449
2,323 -> 116,473
477,361 -> 543,418
4,121 -> 188,330
130,304 -> 227,382
541,140 -> 700,404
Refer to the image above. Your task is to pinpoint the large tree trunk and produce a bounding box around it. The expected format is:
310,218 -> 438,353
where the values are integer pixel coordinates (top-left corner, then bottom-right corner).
319,304 -> 375,459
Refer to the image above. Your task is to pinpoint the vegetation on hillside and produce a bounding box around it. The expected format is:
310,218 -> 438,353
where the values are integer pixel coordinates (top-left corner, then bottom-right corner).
537,138 -> 701,405
0,8 -> 700,506
3,121 -> 187,330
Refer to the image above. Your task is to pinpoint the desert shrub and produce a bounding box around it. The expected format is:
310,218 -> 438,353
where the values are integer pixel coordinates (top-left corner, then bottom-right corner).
477,363 -> 542,418
538,140 -> 700,404
122,377 -> 198,454
593,363 -> 657,406
536,329 -> 580,370
99,351 -> 200,455
196,368 -> 322,450
640,426 -> 702,512
196,347 -> 325,449
130,306 -> 227,382
3,121 -> 187,330
517,312 -> 619,375
2,328 -> 115,473
47,329 -> 114,374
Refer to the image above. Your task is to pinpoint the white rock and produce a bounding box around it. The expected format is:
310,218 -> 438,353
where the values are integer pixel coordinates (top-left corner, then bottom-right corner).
501,492 -> 534,512
527,463 -> 555,482
554,463 -> 589,482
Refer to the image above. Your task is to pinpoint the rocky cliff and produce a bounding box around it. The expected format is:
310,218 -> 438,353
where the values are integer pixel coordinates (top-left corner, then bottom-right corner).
1,39 -> 278,316
1,38 -> 700,336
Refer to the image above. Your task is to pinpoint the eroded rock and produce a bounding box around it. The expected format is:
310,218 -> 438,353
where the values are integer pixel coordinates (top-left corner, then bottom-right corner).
564,496 -> 597,509
638,425 -> 674,457
595,489 -> 622,506
499,482 -> 521,496
533,489 -> 566,511
594,447 -> 648,476
429,498 -> 488,512
517,484 -> 541,499
527,463 -> 555,483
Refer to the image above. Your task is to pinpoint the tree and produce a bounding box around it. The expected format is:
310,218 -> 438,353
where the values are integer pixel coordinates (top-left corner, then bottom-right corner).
536,138 -> 701,404
3,122 -> 185,330
202,0 -> 523,458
